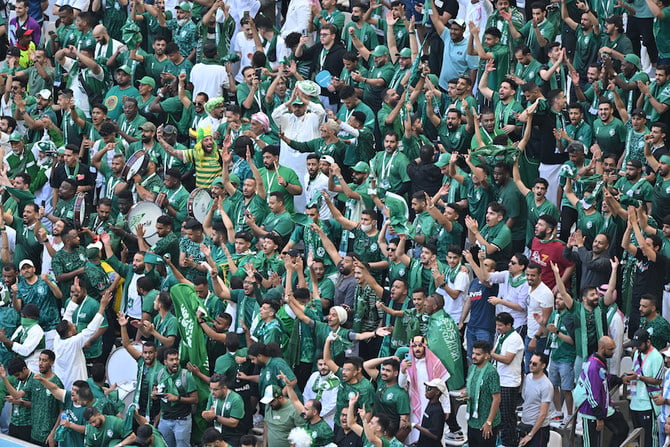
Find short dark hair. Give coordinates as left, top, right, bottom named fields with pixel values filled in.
left=495, top=312, right=514, bottom=326
left=472, top=340, right=492, bottom=354
left=526, top=263, right=542, bottom=274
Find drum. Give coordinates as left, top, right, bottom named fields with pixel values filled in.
left=188, top=188, right=213, bottom=223
left=122, top=150, right=148, bottom=182
left=127, top=201, right=163, bottom=245
left=73, top=194, right=87, bottom=230
left=106, top=343, right=142, bottom=414
left=106, top=343, right=142, bottom=386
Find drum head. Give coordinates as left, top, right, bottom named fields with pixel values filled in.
left=124, top=150, right=148, bottom=182
left=127, top=201, right=164, bottom=245
left=74, top=195, right=87, bottom=229
left=188, top=188, right=213, bottom=223
left=106, top=343, right=142, bottom=385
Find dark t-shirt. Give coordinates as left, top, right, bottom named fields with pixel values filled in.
left=334, top=427, right=364, bottom=447
left=467, top=279, right=497, bottom=331
left=633, top=249, right=667, bottom=298
left=418, top=401, right=445, bottom=447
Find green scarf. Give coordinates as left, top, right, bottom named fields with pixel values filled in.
left=577, top=303, right=605, bottom=358
left=311, top=372, right=340, bottom=400
left=466, top=362, right=495, bottom=419
left=445, top=262, right=462, bottom=283
left=509, top=273, right=526, bottom=288
left=493, top=328, right=514, bottom=355
left=20, top=317, right=38, bottom=330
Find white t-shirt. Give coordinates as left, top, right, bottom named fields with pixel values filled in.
left=526, top=282, right=554, bottom=337
left=233, top=32, right=259, bottom=83
left=440, top=271, right=470, bottom=323
left=494, top=329, right=524, bottom=387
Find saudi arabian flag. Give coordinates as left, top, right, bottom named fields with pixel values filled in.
left=170, top=283, right=211, bottom=441
left=426, top=309, right=465, bottom=390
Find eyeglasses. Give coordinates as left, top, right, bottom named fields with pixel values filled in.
left=509, top=260, right=518, bottom=265
left=194, top=102, right=204, bottom=106
left=281, top=252, right=288, bottom=255
left=529, top=361, right=540, bottom=366
left=387, top=247, right=395, bottom=251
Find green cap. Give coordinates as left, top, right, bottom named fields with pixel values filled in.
left=8, top=131, right=23, bottom=142
left=137, top=76, right=156, bottom=88
left=426, top=73, right=439, bottom=87
left=144, top=252, right=165, bottom=265
left=211, top=178, right=224, bottom=187
left=176, top=1, right=192, bottom=11
left=660, top=155, right=670, bottom=165
left=229, top=173, right=241, bottom=185
left=351, top=161, right=370, bottom=173
left=624, top=54, right=641, bottom=70
left=117, top=64, right=132, bottom=74
left=291, top=97, right=305, bottom=105
left=370, top=45, right=390, bottom=57
left=434, top=153, right=451, bottom=168
left=397, top=48, right=412, bottom=58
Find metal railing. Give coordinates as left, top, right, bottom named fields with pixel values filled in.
left=618, top=427, right=644, bottom=447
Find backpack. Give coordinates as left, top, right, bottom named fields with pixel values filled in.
left=155, top=367, right=196, bottom=414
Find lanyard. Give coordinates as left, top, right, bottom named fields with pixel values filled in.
left=380, top=151, right=397, bottom=180
left=106, top=175, right=122, bottom=198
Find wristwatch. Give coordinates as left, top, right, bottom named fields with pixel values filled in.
left=485, top=420, right=492, bottom=426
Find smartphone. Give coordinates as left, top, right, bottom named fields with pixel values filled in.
left=288, top=248, right=299, bottom=258
left=302, top=29, right=308, bottom=36
left=243, top=10, right=249, bottom=19
left=404, top=353, right=411, bottom=361
left=255, top=68, right=262, bottom=79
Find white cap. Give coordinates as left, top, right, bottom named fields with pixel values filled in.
left=19, top=259, right=34, bottom=269
left=36, top=89, right=52, bottom=100
left=424, top=378, right=447, bottom=394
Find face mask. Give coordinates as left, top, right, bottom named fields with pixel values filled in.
left=351, top=15, right=360, bottom=22
left=360, top=224, right=373, bottom=232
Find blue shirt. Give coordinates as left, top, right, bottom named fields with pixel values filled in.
left=439, top=29, right=478, bottom=91
left=467, top=278, right=497, bottom=331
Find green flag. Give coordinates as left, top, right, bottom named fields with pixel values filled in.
left=426, top=309, right=465, bottom=390
left=169, top=283, right=210, bottom=442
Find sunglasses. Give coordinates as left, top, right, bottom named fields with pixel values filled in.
left=529, top=361, right=540, bottom=366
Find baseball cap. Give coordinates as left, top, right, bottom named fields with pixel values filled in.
left=19, top=260, right=34, bottom=269
left=370, top=45, right=390, bottom=57
left=137, top=76, right=156, bottom=89
left=448, top=18, right=466, bottom=28
left=175, top=1, right=192, bottom=11
left=434, top=153, right=451, bottom=168
left=629, top=329, right=650, bottom=347
left=291, top=97, right=305, bottom=106
left=351, top=161, right=370, bottom=173
left=320, top=155, right=335, bottom=165
left=143, top=253, right=165, bottom=265
left=211, top=178, right=224, bottom=187
left=627, top=159, right=643, bottom=169
left=424, top=378, right=447, bottom=394
left=36, top=89, right=52, bottom=100
left=117, top=65, right=132, bottom=74
left=624, top=54, right=641, bottom=70
left=8, top=132, right=23, bottom=142
left=163, top=125, right=178, bottom=135
left=139, top=122, right=157, bottom=132
left=260, top=385, right=282, bottom=404
left=397, top=48, right=412, bottom=58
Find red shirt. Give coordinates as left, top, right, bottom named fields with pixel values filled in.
left=529, top=237, right=573, bottom=290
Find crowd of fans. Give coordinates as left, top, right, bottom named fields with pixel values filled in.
left=0, top=0, right=669, bottom=445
